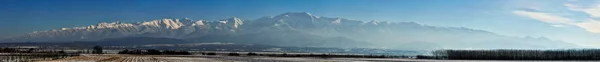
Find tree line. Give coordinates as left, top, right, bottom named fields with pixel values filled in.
left=428, top=49, right=600, bottom=60
left=0, top=45, right=104, bottom=54
left=118, top=49, right=191, bottom=55
left=199, top=52, right=406, bottom=58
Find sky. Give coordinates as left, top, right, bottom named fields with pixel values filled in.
left=1, top=0, right=600, bottom=47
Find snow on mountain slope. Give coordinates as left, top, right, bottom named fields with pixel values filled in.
left=2, top=12, right=579, bottom=49
left=6, top=18, right=228, bottom=42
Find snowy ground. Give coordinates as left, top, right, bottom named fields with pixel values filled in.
left=37, top=54, right=600, bottom=62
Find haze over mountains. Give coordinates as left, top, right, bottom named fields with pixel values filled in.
left=1, top=12, right=578, bottom=50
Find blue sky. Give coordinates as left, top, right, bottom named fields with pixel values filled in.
left=1, top=0, right=600, bottom=47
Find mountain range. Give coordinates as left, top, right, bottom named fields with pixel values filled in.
left=1, top=12, right=578, bottom=50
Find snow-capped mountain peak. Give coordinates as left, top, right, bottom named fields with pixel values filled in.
left=3, top=12, right=579, bottom=49
left=277, top=12, right=315, bottom=18
left=12, top=18, right=245, bottom=41
left=368, top=20, right=380, bottom=25
left=225, top=17, right=244, bottom=28
left=94, top=21, right=135, bottom=29
left=192, top=20, right=205, bottom=26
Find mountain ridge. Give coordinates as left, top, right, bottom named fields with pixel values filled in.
left=1, top=12, right=579, bottom=49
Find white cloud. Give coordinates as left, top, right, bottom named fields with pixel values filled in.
left=513, top=10, right=600, bottom=33
left=578, top=8, right=600, bottom=18
left=561, top=2, right=600, bottom=33
left=552, top=25, right=566, bottom=27
left=576, top=20, right=600, bottom=33
left=513, top=10, right=575, bottom=24
left=564, top=4, right=581, bottom=10
left=565, top=3, right=600, bottom=18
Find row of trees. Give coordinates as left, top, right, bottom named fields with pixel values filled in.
left=0, top=45, right=104, bottom=54
left=0, top=48, right=34, bottom=53
left=118, top=49, right=191, bottom=55
left=260, top=53, right=397, bottom=58
left=0, top=48, right=70, bottom=54
left=200, top=52, right=403, bottom=58
left=430, top=49, right=600, bottom=60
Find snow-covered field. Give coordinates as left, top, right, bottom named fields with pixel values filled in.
left=37, top=54, right=600, bottom=62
